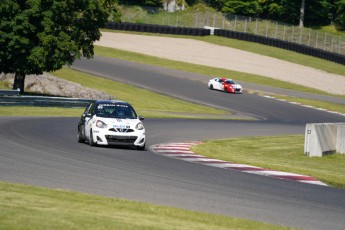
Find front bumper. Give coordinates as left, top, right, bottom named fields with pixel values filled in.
left=92, top=128, right=145, bottom=147
left=228, top=88, right=242, bottom=93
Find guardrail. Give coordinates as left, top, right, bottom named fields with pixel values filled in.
left=0, top=95, right=93, bottom=108
left=0, top=89, right=20, bottom=96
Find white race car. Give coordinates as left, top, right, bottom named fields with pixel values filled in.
left=77, top=100, right=146, bottom=150
left=208, top=77, right=243, bottom=94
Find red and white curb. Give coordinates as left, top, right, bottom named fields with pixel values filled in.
left=152, top=142, right=328, bottom=186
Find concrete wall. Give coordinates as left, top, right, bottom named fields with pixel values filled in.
left=336, top=125, right=345, bottom=154
left=305, top=123, right=345, bottom=157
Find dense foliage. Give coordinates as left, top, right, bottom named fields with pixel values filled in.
left=0, top=0, right=119, bottom=92
left=335, top=0, right=345, bottom=30
left=208, top=0, right=337, bottom=27
left=119, top=0, right=345, bottom=30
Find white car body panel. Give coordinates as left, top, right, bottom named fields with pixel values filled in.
left=208, top=77, right=243, bottom=93
left=78, top=100, right=146, bottom=148
left=85, top=116, right=145, bottom=146
left=208, top=78, right=223, bottom=90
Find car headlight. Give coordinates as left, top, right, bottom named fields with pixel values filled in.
left=135, top=122, right=144, bottom=130
left=96, top=120, right=107, bottom=128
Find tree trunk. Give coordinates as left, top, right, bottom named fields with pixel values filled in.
left=13, top=73, right=26, bottom=93
left=299, top=0, right=305, bottom=28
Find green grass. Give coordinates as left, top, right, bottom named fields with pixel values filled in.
left=195, top=36, right=345, bottom=77
left=100, top=29, right=345, bottom=79
left=119, top=4, right=345, bottom=55
left=95, top=45, right=334, bottom=96
left=50, top=67, right=230, bottom=119
left=0, top=67, right=232, bottom=118
left=1, top=23, right=344, bottom=230
left=0, top=106, right=84, bottom=117
left=0, top=181, right=292, bottom=230
left=0, top=81, right=9, bottom=89
left=192, top=135, right=345, bottom=188
left=273, top=95, right=345, bottom=114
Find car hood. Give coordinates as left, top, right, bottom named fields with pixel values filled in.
left=228, top=83, right=242, bottom=89
left=95, top=117, right=142, bottom=129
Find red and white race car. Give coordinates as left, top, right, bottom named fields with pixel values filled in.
left=208, top=77, right=243, bottom=94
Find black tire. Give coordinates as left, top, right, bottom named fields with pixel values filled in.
left=136, top=144, right=145, bottom=151
left=77, top=126, right=85, bottom=143
left=209, top=84, right=213, bottom=90
left=89, top=130, right=96, bottom=147
left=224, top=87, right=228, bottom=93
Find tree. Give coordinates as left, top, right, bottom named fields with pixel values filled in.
left=102, top=0, right=122, bottom=22
left=209, top=0, right=262, bottom=16
left=207, top=0, right=335, bottom=27
left=299, top=0, right=305, bottom=27
left=304, top=0, right=333, bottom=26
left=335, top=0, right=345, bottom=30
left=258, top=0, right=282, bottom=20
left=0, top=0, right=116, bottom=93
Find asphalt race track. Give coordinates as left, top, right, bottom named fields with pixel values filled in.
left=1, top=56, right=345, bottom=229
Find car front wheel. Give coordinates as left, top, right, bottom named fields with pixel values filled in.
left=89, top=130, right=96, bottom=147
left=136, top=144, right=146, bottom=151
left=77, top=126, right=85, bottom=143
left=209, top=84, right=213, bottom=90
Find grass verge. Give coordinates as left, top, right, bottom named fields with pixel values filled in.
left=101, top=29, right=345, bottom=79
left=0, top=106, right=84, bottom=117
left=0, top=81, right=9, bottom=89
left=51, top=67, right=231, bottom=119
left=192, top=135, right=345, bottom=189
left=273, top=95, right=345, bottom=115
left=94, top=44, right=338, bottom=97
left=0, top=181, right=292, bottom=230
left=0, top=68, right=232, bottom=118
left=195, top=36, right=345, bottom=77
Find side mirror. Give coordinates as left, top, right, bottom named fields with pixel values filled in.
left=139, top=115, right=144, bottom=121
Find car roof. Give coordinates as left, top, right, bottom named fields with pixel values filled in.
left=217, top=77, right=234, bottom=81
left=94, top=100, right=129, bottom=104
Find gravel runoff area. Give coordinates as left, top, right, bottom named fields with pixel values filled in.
left=96, top=32, right=345, bottom=96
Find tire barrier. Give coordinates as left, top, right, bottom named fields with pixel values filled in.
left=105, top=22, right=210, bottom=36
left=214, top=29, right=345, bottom=65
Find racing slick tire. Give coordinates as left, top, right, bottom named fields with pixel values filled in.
left=136, top=144, right=146, bottom=151
left=77, top=127, right=85, bottom=143
left=209, top=84, right=213, bottom=90
left=89, top=130, right=96, bottom=147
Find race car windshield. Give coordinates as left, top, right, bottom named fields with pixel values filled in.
left=95, top=103, right=137, bottom=119
left=225, top=80, right=235, bottom=84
